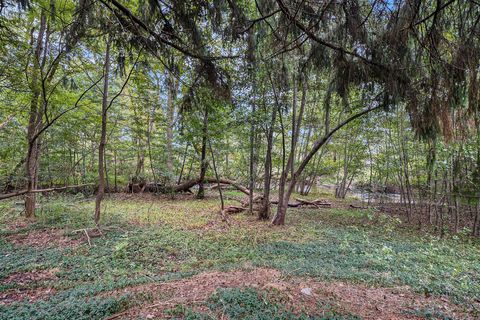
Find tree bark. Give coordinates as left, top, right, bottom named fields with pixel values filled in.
left=166, top=67, right=178, bottom=183
left=94, top=37, right=111, bottom=225
left=335, top=138, right=349, bottom=199
left=172, top=176, right=251, bottom=195
left=197, top=106, right=208, bottom=199
left=25, top=10, right=47, bottom=219
left=259, top=107, right=276, bottom=220
left=248, top=97, right=256, bottom=214
left=274, top=73, right=306, bottom=224
left=209, top=140, right=224, bottom=210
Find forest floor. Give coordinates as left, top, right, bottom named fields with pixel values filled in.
left=0, top=191, right=479, bottom=319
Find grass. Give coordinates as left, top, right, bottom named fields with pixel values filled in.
left=1, top=193, right=479, bottom=319
left=165, top=287, right=361, bottom=319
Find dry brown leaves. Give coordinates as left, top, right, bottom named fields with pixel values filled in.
left=0, top=287, right=57, bottom=305
left=2, top=268, right=59, bottom=286
left=103, top=268, right=472, bottom=320
left=0, top=268, right=59, bottom=305
left=5, top=229, right=82, bottom=248
left=3, top=218, right=32, bottom=231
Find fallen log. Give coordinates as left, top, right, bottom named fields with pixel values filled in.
left=240, top=194, right=264, bottom=207
left=219, top=205, right=247, bottom=226
left=141, top=177, right=253, bottom=196
left=209, top=183, right=232, bottom=190
left=0, top=183, right=95, bottom=201
left=221, top=205, right=246, bottom=215
left=295, top=198, right=332, bottom=207
left=270, top=200, right=302, bottom=207
left=174, top=177, right=252, bottom=195
left=349, top=204, right=367, bottom=209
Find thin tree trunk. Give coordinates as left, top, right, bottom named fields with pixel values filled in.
left=274, top=73, right=306, bottom=224
left=114, top=150, right=118, bottom=192
left=248, top=87, right=256, bottom=214
left=197, top=106, right=208, bottom=199
left=336, top=139, right=349, bottom=199
left=272, top=102, right=382, bottom=225
left=147, top=89, right=158, bottom=191
left=209, top=139, right=224, bottom=210
left=166, top=68, right=177, bottom=183
left=259, top=107, right=277, bottom=220
left=177, top=143, right=189, bottom=185
left=94, top=37, right=111, bottom=225
left=104, top=150, right=110, bottom=195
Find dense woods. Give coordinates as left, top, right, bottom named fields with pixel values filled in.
left=1, top=0, right=479, bottom=231
left=1, top=0, right=480, bottom=319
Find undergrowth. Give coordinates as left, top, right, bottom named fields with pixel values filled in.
left=0, top=194, right=479, bottom=319
left=165, top=287, right=360, bottom=319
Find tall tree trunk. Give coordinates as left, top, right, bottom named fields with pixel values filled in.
left=94, top=37, right=111, bottom=225
left=248, top=90, right=256, bottom=214
left=135, top=138, right=145, bottom=177
left=114, top=150, right=118, bottom=192
left=259, top=107, right=277, bottom=220
left=177, top=143, right=189, bottom=184
left=25, top=10, right=47, bottom=219
left=25, top=136, right=41, bottom=218
left=335, top=139, right=349, bottom=199
left=209, top=139, right=224, bottom=210
left=197, top=106, right=208, bottom=199
left=166, top=69, right=177, bottom=183
left=274, top=73, right=306, bottom=224
left=147, top=101, right=158, bottom=191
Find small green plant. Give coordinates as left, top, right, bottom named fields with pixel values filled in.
left=404, top=307, right=455, bottom=319
left=1, top=196, right=479, bottom=319
left=165, top=288, right=361, bottom=320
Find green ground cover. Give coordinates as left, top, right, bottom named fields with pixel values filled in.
left=0, top=194, right=479, bottom=319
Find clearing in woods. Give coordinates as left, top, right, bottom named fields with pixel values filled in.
left=0, top=192, right=479, bottom=319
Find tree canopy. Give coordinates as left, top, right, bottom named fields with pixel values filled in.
left=0, top=0, right=479, bottom=229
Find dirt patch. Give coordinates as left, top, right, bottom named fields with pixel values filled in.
left=0, top=287, right=56, bottom=305
left=292, top=280, right=471, bottom=320
left=2, top=268, right=59, bottom=286
left=102, top=268, right=280, bottom=319
left=102, top=268, right=473, bottom=320
left=0, top=269, right=59, bottom=305
left=3, top=218, right=32, bottom=231
left=5, top=229, right=81, bottom=248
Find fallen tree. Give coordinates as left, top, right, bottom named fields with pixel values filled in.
left=174, top=177, right=251, bottom=195
left=135, top=177, right=253, bottom=196
left=295, top=198, right=332, bottom=207
left=270, top=199, right=301, bottom=207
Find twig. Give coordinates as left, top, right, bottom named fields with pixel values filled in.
left=83, top=229, right=92, bottom=246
